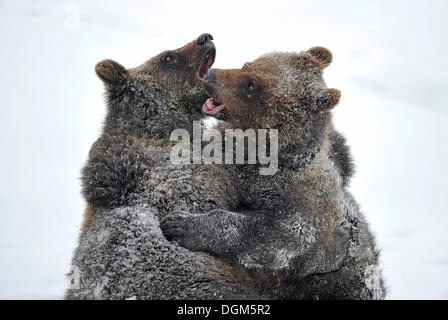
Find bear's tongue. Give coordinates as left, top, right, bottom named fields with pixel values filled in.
left=202, top=98, right=226, bottom=115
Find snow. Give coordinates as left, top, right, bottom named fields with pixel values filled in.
left=0, top=0, right=447, bottom=299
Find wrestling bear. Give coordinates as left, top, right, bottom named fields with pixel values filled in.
left=162, top=48, right=385, bottom=299
left=67, top=34, right=261, bottom=299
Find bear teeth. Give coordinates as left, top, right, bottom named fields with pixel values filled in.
left=206, top=99, right=215, bottom=110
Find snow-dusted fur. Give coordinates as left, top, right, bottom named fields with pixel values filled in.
left=65, top=35, right=261, bottom=299
left=68, top=205, right=260, bottom=299
left=161, top=49, right=386, bottom=299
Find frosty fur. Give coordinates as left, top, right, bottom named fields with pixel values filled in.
left=66, top=35, right=261, bottom=299
left=161, top=49, right=386, bottom=299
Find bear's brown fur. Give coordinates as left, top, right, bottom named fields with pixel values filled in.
left=162, top=48, right=385, bottom=299
left=67, top=34, right=262, bottom=299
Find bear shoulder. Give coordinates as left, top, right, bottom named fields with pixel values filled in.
left=81, top=131, right=150, bottom=209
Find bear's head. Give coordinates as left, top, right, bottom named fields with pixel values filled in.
left=96, top=33, right=215, bottom=137
left=202, top=47, right=340, bottom=154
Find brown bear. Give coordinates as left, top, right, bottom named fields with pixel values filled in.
left=161, top=48, right=385, bottom=299
left=66, top=34, right=262, bottom=299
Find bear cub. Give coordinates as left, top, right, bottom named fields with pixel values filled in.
left=80, top=33, right=241, bottom=232
left=69, top=34, right=262, bottom=299
left=162, top=48, right=385, bottom=299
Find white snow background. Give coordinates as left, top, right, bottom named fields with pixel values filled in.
left=0, top=0, right=447, bottom=299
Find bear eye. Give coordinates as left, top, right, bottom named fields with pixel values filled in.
left=162, top=53, right=175, bottom=63
left=248, top=80, right=256, bottom=91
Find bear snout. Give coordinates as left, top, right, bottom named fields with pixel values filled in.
left=197, top=33, right=214, bottom=45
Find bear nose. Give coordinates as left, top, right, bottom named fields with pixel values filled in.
left=205, top=69, right=216, bottom=83
left=197, top=33, right=213, bottom=45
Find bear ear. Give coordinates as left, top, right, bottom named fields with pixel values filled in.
left=315, top=88, right=341, bottom=111
left=95, top=59, right=129, bottom=92
left=307, top=47, right=333, bottom=69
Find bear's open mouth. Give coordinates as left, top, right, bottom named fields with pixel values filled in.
left=202, top=98, right=226, bottom=115
left=198, top=48, right=215, bottom=81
